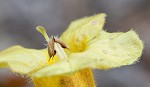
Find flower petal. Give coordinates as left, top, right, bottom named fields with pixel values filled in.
left=32, top=30, right=143, bottom=77
left=85, top=30, right=143, bottom=69
left=0, top=46, right=48, bottom=74
left=60, top=13, right=106, bottom=52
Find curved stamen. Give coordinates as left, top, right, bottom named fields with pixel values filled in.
left=36, top=26, right=68, bottom=60
left=36, top=26, right=50, bottom=42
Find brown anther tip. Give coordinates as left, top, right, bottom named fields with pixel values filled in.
left=54, top=37, right=68, bottom=49
left=48, top=37, right=55, bottom=59
left=47, top=36, right=69, bottom=61
left=48, top=50, right=56, bottom=61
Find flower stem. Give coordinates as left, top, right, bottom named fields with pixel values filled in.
left=32, top=68, right=96, bottom=87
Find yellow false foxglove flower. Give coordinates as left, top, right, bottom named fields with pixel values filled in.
left=0, top=13, right=143, bottom=87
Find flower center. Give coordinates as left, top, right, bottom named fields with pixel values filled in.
left=36, top=26, right=68, bottom=61
left=48, top=37, right=68, bottom=60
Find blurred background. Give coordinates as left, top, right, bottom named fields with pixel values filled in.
left=0, top=0, right=150, bottom=87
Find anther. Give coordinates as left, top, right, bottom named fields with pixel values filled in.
left=48, top=37, right=56, bottom=58
left=47, top=37, right=68, bottom=59
left=54, top=37, right=68, bottom=49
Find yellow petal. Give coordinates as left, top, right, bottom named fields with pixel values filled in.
left=0, top=46, right=48, bottom=74
left=86, top=30, right=143, bottom=69
left=32, top=30, right=143, bottom=77
left=60, top=13, right=106, bottom=52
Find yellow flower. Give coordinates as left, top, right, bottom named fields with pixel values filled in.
left=0, top=13, right=143, bottom=87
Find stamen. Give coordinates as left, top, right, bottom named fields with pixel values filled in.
left=48, top=37, right=55, bottom=58
left=54, top=42, right=68, bottom=59
left=54, top=37, right=68, bottom=49
left=47, top=37, right=68, bottom=59
left=36, top=26, right=68, bottom=60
